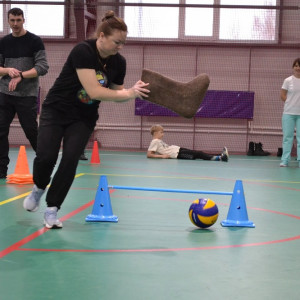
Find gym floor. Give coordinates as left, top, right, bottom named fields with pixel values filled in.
left=1, top=148, right=300, bottom=300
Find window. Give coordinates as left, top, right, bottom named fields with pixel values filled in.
left=185, top=0, right=214, bottom=37
left=125, top=0, right=179, bottom=39
left=219, top=0, right=277, bottom=41
left=1, top=0, right=65, bottom=37
left=124, top=0, right=278, bottom=42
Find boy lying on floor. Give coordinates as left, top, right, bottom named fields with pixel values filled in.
left=147, top=124, right=228, bottom=162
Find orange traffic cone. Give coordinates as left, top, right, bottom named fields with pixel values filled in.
left=6, top=146, right=34, bottom=184
left=90, top=141, right=100, bottom=164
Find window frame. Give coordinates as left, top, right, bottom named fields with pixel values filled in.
left=122, top=0, right=281, bottom=44
left=0, top=0, right=289, bottom=45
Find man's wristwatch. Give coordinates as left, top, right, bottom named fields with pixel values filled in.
left=20, top=72, right=24, bottom=79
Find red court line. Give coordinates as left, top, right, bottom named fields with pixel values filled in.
left=0, top=200, right=94, bottom=259
left=0, top=227, right=49, bottom=259
left=0, top=188, right=119, bottom=259
left=2, top=190, right=300, bottom=258
left=251, top=207, right=300, bottom=219
left=59, top=201, right=94, bottom=222
left=13, top=205, right=300, bottom=254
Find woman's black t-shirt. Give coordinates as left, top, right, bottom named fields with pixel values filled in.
left=43, top=39, right=126, bottom=122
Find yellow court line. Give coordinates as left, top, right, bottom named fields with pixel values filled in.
left=75, top=173, right=85, bottom=178
left=0, top=173, right=86, bottom=206
left=83, top=173, right=300, bottom=185
left=1, top=172, right=299, bottom=206
left=0, top=192, right=31, bottom=206
left=84, top=173, right=218, bottom=180
left=83, top=173, right=221, bottom=182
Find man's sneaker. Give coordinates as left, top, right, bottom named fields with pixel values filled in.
left=44, top=207, right=63, bottom=229
left=79, top=152, right=88, bottom=160
left=220, top=147, right=229, bottom=162
left=23, top=185, right=45, bottom=212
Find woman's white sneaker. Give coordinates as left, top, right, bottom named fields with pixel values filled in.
left=23, top=185, right=45, bottom=212
left=44, top=207, right=63, bottom=229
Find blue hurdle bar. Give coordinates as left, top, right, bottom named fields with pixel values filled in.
left=108, top=185, right=233, bottom=196
left=86, top=176, right=254, bottom=227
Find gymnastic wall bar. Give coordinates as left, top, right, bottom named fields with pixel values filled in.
left=108, top=185, right=233, bottom=196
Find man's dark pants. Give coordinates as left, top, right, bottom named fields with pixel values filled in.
left=0, top=92, right=38, bottom=175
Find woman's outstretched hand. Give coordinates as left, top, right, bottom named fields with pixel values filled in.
left=129, top=80, right=150, bottom=99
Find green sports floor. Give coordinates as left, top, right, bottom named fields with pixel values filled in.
left=1, top=148, right=300, bottom=300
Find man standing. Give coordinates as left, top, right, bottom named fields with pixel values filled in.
left=0, top=7, right=49, bottom=179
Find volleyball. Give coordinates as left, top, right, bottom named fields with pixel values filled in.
left=188, top=198, right=219, bottom=228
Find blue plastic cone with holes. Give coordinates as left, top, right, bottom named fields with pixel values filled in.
left=85, top=175, right=118, bottom=222
left=221, top=180, right=255, bottom=227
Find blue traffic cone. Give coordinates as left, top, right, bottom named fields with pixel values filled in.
left=85, top=175, right=118, bottom=222
left=221, top=180, right=255, bottom=228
